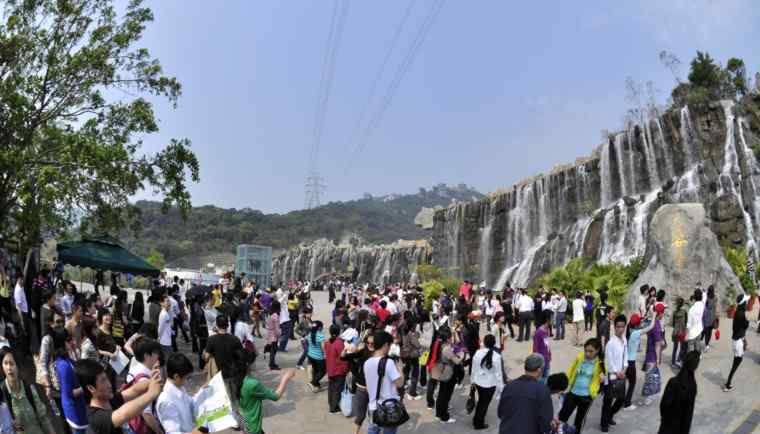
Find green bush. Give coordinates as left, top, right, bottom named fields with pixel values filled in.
left=537, top=256, right=644, bottom=314
left=722, top=246, right=757, bottom=295
left=421, top=280, right=445, bottom=311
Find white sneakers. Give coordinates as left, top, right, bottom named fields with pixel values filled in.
left=438, top=418, right=456, bottom=424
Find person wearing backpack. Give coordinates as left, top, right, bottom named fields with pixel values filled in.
left=324, top=324, right=350, bottom=414
left=0, top=348, right=55, bottom=434
left=399, top=319, right=422, bottom=400
left=363, top=331, right=404, bottom=434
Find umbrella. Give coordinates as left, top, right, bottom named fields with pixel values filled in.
left=57, top=236, right=160, bottom=277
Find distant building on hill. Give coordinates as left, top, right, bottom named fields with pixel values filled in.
left=236, top=244, right=272, bottom=289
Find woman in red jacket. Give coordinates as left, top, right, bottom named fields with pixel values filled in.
left=324, top=324, right=350, bottom=414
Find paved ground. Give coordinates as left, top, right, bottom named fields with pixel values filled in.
left=235, top=291, right=760, bottom=434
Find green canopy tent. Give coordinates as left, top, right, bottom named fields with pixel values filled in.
left=56, top=236, right=160, bottom=277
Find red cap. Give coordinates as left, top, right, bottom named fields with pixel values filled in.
left=629, top=314, right=641, bottom=327
left=655, top=303, right=666, bottom=314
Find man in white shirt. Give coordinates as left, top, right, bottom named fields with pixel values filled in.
left=157, top=353, right=204, bottom=434
left=363, top=330, right=404, bottom=434
left=517, top=291, right=534, bottom=342
left=13, top=274, right=30, bottom=345
left=686, top=289, right=705, bottom=353
left=158, top=294, right=174, bottom=354
left=277, top=294, right=291, bottom=352
left=601, top=314, right=628, bottom=432
left=555, top=291, right=568, bottom=341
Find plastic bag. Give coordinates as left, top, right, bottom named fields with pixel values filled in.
left=419, top=350, right=429, bottom=366
left=340, top=383, right=353, bottom=417
left=715, top=329, right=720, bottom=340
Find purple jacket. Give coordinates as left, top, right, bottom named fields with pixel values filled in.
left=532, top=327, right=551, bottom=363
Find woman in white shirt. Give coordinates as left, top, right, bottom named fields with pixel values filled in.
left=470, top=334, right=503, bottom=430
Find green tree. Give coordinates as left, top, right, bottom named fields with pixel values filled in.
left=726, top=57, right=748, bottom=96
left=0, top=0, right=200, bottom=250
left=688, top=51, right=722, bottom=89
left=145, top=249, right=166, bottom=270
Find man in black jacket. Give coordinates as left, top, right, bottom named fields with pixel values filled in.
left=498, top=353, right=555, bottom=434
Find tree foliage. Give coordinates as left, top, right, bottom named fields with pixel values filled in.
left=538, top=257, right=643, bottom=313
left=145, top=248, right=165, bottom=270
left=0, top=0, right=200, bottom=249
left=722, top=246, right=757, bottom=295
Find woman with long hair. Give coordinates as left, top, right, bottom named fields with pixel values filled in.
left=111, top=290, right=127, bottom=345
left=659, top=351, right=700, bottom=434
left=266, top=300, right=282, bottom=370
left=80, top=317, right=99, bottom=361
left=306, top=320, right=326, bottom=392
left=324, top=324, right=349, bottom=413
left=130, top=291, right=145, bottom=329
left=53, top=328, right=88, bottom=434
left=724, top=294, right=750, bottom=392
left=37, top=313, right=65, bottom=410
left=671, top=297, right=688, bottom=368
left=702, top=285, right=718, bottom=352
left=399, top=318, right=422, bottom=400
left=1, top=348, right=55, bottom=434
left=431, top=328, right=462, bottom=424
left=559, top=338, right=603, bottom=433
left=471, top=334, right=503, bottom=430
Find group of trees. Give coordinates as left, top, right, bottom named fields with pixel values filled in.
left=0, top=0, right=199, bottom=252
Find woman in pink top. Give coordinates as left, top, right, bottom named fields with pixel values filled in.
left=266, top=300, right=282, bottom=370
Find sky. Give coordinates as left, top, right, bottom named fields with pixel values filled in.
left=132, top=0, right=760, bottom=213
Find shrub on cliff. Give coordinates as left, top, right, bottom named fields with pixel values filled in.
left=722, top=246, right=757, bottom=295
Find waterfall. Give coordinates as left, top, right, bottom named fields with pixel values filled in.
left=600, top=141, right=612, bottom=207
left=597, top=190, right=658, bottom=264
left=479, top=201, right=495, bottom=285
left=673, top=167, right=701, bottom=202
left=680, top=106, right=697, bottom=166
left=738, top=118, right=760, bottom=255
left=614, top=134, right=630, bottom=197
left=642, top=121, right=661, bottom=189
left=655, top=118, right=675, bottom=180
left=717, top=100, right=757, bottom=253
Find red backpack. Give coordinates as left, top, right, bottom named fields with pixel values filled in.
left=121, top=373, right=158, bottom=434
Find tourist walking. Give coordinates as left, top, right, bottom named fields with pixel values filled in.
left=600, top=315, right=627, bottom=433
left=555, top=291, right=567, bottom=340
left=571, top=291, right=585, bottom=346
left=470, top=334, right=503, bottom=430
left=399, top=319, right=422, bottom=400
left=295, top=307, right=313, bottom=370
left=341, top=333, right=374, bottom=434
left=658, top=350, right=700, bottom=434
left=702, top=286, right=718, bottom=352
left=53, top=328, right=88, bottom=434
left=532, top=310, right=552, bottom=383
left=641, top=304, right=666, bottom=406
left=498, top=353, right=554, bottom=434
left=325, top=324, right=350, bottom=414
left=517, top=290, right=534, bottom=342
left=583, top=291, right=594, bottom=332
left=595, top=292, right=612, bottom=349
left=239, top=368, right=296, bottom=434
left=724, top=294, right=750, bottom=392
left=430, top=328, right=462, bottom=424
left=558, top=338, right=602, bottom=433
left=265, top=300, right=282, bottom=370
left=364, top=331, right=404, bottom=434
left=686, top=289, right=705, bottom=353
left=307, top=321, right=326, bottom=392
left=671, top=297, right=688, bottom=368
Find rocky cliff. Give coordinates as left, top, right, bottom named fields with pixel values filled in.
left=272, top=238, right=431, bottom=285
left=432, top=100, right=760, bottom=288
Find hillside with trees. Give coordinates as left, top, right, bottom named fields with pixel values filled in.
left=128, top=184, right=483, bottom=268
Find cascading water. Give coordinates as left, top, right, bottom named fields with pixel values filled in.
left=655, top=118, right=675, bottom=180
left=600, top=141, right=613, bottom=207
left=614, top=134, right=630, bottom=196
left=717, top=100, right=757, bottom=253
left=680, top=106, right=697, bottom=166
left=642, top=121, right=661, bottom=189
left=479, top=201, right=495, bottom=285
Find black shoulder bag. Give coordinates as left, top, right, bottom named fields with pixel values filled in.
left=372, top=357, right=410, bottom=428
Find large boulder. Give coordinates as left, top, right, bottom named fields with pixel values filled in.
left=414, top=206, right=442, bottom=230
left=628, top=203, right=741, bottom=312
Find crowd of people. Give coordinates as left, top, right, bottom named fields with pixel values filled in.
left=0, top=265, right=754, bottom=434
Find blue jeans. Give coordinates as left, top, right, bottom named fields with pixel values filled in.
left=539, top=361, right=550, bottom=384
left=367, top=422, right=398, bottom=434
left=555, top=312, right=566, bottom=339
left=278, top=320, right=292, bottom=351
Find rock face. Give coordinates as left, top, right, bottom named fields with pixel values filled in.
left=432, top=101, right=760, bottom=288
left=415, top=206, right=443, bottom=229
left=272, top=238, right=431, bottom=285
left=628, top=204, right=741, bottom=311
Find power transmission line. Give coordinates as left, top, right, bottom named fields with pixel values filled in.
left=306, top=0, right=350, bottom=209
left=342, top=0, right=418, bottom=172
left=344, top=0, right=446, bottom=172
